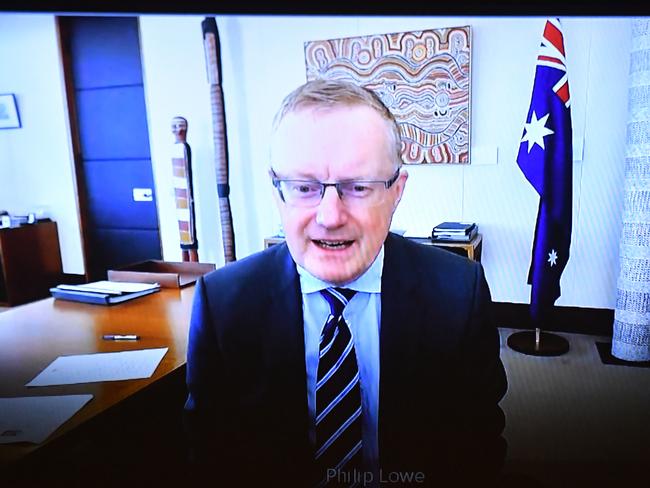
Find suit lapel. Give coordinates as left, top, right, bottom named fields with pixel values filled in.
left=379, top=234, right=424, bottom=457
left=380, top=233, right=422, bottom=384
left=265, top=243, right=305, bottom=359
left=264, top=244, right=311, bottom=459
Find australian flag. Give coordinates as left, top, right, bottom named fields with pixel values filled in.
left=517, top=18, right=573, bottom=325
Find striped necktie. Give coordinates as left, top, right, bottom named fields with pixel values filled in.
left=315, top=287, right=362, bottom=486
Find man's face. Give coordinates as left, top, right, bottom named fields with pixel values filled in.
left=271, top=105, right=407, bottom=285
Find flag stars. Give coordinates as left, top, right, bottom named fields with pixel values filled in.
left=521, top=111, right=555, bottom=153
left=548, top=249, right=558, bottom=266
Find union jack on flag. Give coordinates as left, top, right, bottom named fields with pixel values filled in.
left=517, top=18, right=573, bottom=325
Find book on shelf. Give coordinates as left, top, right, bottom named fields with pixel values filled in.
left=433, top=221, right=477, bottom=233
left=50, top=280, right=160, bottom=305
left=432, top=222, right=478, bottom=242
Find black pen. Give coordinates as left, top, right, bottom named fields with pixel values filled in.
left=102, top=334, right=140, bottom=341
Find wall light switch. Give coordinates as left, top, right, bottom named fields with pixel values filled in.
left=133, top=188, right=153, bottom=202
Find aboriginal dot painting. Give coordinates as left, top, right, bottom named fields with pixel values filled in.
left=305, top=26, right=471, bottom=164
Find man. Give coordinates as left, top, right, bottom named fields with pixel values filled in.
left=184, top=79, right=507, bottom=487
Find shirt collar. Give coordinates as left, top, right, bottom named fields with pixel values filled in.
left=297, top=245, right=384, bottom=294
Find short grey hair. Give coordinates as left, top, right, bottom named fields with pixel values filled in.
left=271, top=79, right=403, bottom=168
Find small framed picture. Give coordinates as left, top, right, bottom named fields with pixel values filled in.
left=0, top=94, right=21, bottom=129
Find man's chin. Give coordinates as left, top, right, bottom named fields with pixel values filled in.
left=305, top=261, right=361, bottom=286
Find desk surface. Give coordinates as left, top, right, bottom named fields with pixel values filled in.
left=0, top=286, right=195, bottom=468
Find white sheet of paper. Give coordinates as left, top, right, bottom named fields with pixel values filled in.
left=25, top=348, right=168, bottom=387
left=56, top=280, right=159, bottom=294
left=0, top=394, right=93, bottom=444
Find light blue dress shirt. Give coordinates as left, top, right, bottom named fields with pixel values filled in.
left=297, top=247, right=383, bottom=480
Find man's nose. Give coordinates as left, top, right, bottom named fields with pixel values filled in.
left=315, top=186, right=348, bottom=228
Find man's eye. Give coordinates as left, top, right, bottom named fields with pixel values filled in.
left=345, top=183, right=373, bottom=196
left=287, top=183, right=320, bottom=195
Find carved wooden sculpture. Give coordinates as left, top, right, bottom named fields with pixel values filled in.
left=171, top=116, right=199, bottom=262
left=202, top=17, right=236, bottom=263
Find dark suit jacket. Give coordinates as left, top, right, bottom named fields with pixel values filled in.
left=184, top=233, right=507, bottom=487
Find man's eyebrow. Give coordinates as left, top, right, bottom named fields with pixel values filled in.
left=273, top=170, right=378, bottom=181
left=273, top=170, right=320, bottom=180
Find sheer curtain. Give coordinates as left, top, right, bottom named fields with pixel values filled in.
left=613, top=19, right=650, bottom=361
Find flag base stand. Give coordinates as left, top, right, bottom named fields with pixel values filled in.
left=507, top=330, right=569, bottom=357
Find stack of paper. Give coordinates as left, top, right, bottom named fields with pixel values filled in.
left=50, top=280, right=160, bottom=305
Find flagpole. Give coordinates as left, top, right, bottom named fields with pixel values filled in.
left=508, top=18, right=572, bottom=357
left=508, top=329, right=570, bottom=356
left=507, top=317, right=569, bottom=357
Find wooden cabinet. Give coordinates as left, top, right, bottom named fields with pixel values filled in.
left=0, top=221, right=63, bottom=306
left=408, top=234, right=483, bottom=261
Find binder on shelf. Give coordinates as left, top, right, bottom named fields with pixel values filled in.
left=50, top=280, right=160, bottom=305
left=433, top=221, right=476, bottom=233
left=432, top=222, right=478, bottom=242
left=431, top=231, right=477, bottom=242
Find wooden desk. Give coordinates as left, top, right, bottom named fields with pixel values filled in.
left=0, top=287, right=195, bottom=479
left=264, top=233, right=483, bottom=262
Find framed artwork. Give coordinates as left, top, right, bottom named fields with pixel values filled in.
left=0, top=94, right=21, bottom=129
left=305, top=26, right=472, bottom=164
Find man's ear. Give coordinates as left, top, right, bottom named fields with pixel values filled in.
left=393, top=170, right=408, bottom=209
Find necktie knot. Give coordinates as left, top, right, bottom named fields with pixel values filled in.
left=320, top=287, right=356, bottom=319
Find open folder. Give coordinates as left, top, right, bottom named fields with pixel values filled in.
left=50, top=280, right=160, bottom=305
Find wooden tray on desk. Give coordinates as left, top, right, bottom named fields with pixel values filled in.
left=107, top=260, right=215, bottom=288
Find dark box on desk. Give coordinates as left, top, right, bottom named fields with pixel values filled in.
left=107, top=260, right=215, bottom=289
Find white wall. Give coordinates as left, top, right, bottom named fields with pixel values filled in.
left=0, top=14, right=84, bottom=274
left=139, top=15, right=629, bottom=308
left=139, top=16, right=223, bottom=266
left=0, top=14, right=633, bottom=310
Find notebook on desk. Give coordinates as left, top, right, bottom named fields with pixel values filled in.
left=50, top=280, right=160, bottom=305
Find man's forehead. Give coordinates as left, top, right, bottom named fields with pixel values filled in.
left=273, top=107, right=390, bottom=153
left=270, top=105, right=398, bottom=188
left=282, top=103, right=375, bottom=123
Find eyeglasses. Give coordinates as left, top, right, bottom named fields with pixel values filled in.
left=271, top=168, right=401, bottom=208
